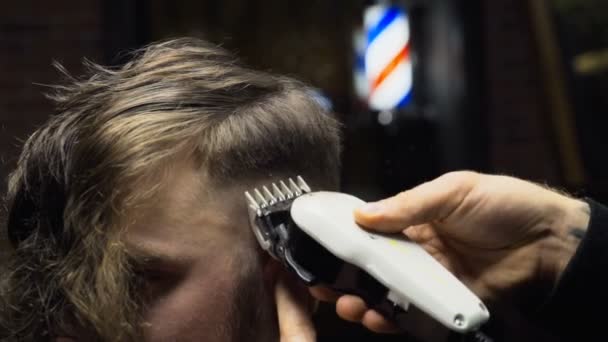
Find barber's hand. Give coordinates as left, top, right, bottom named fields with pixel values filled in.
left=314, top=171, right=590, bottom=333
left=274, top=266, right=316, bottom=342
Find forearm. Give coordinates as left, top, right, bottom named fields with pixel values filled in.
left=540, top=196, right=591, bottom=290
left=536, top=198, right=608, bottom=340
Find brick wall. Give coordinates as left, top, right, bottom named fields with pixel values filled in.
left=0, top=1, right=103, bottom=249
left=483, top=0, right=560, bottom=183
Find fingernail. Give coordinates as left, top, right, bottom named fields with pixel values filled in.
left=360, top=202, right=382, bottom=214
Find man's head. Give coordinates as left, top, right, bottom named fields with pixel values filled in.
left=1, top=38, right=341, bottom=341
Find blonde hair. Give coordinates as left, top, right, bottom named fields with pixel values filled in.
left=1, top=38, right=341, bottom=341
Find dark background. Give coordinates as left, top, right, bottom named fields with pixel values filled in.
left=1, top=0, right=607, bottom=340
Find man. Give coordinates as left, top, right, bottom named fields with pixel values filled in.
left=5, top=37, right=600, bottom=342
left=1, top=38, right=340, bottom=341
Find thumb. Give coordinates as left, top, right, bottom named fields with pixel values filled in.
left=354, top=171, right=479, bottom=233
left=275, top=271, right=316, bottom=342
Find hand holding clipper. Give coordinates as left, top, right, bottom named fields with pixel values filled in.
left=245, top=176, right=490, bottom=335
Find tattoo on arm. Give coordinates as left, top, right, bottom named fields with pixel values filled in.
left=569, top=228, right=586, bottom=240
left=568, top=205, right=590, bottom=240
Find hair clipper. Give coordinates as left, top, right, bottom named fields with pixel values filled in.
left=245, top=176, right=490, bottom=335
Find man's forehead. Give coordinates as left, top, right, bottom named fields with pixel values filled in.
left=144, top=162, right=249, bottom=217
left=146, top=160, right=291, bottom=218
left=123, top=162, right=258, bottom=259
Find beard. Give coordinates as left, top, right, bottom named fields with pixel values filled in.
left=216, top=252, right=279, bottom=342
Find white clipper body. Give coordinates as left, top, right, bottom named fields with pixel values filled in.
left=290, top=191, right=489, bottom=332
left=245, top=178, right=489, bottom=334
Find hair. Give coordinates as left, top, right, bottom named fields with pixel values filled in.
left=0, top=38, right=341, bottom=341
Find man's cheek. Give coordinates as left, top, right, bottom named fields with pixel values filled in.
left=142, top=261, right=242, bottom=341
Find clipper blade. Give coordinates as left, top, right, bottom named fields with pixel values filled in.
left=245, top=175, right=316, bottom=283
left=245, top=176, right=312, bottom=258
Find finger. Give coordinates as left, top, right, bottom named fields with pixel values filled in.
left=354, top=171, right=479, bottom=232
left=361, top=310, right=400, bottom=334
left=275, top=273, right=316, bottom=342
left=335, top=295, right=367, bottom=322
left=309, top=285, right=340, bottom=302
left=403, top=224, right=435, bottom=242
left=335, top=295, right=399, bottom=334
left=405, top=224, right=463, bottom=275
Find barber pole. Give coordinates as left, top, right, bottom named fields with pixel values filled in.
left=364, top=5, right=413, bottom=111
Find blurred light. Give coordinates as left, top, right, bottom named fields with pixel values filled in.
left=364, top=4, right=413, bottom=111
left=307, top=88, right=333, bottom=112
left=352, top=28, right=369, bottom=101
left=573, top=48, right=608, bottom=75
left=377, top=110, right=394, bottom=125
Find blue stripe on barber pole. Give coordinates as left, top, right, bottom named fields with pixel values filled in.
left=355, top=55, right=365, bottom=71
left=396, top=90, right=412, bottom=109
left=366, top=7, right=400, bottom=46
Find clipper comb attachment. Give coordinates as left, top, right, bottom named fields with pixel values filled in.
left=245, top=176, right=311, bottom=211
left=245, top=176, right=316, bottom=283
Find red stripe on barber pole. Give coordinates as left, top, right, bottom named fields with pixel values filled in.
left=371, top=44, right=410, bottom=94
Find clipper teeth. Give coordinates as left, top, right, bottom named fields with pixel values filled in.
left=272, top=183, right=286, bottom=201
left=289, top=179, right=302, bottom=196
left=254, top=188, right=268, bottom=207
left=296, top=175, right=311, bottom=193
left=245, top=176, right=312, bottom=211
left=245, top=191, right=259, bottom=210
left=279, top=181, right=293, bottom=199
left=262, top=186, right=276, bottom=205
